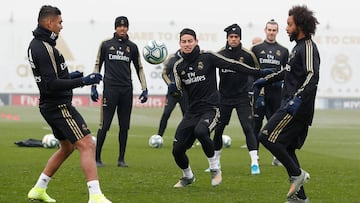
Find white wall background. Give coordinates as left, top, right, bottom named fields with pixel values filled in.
left=1, top=0, right=359, bottom=98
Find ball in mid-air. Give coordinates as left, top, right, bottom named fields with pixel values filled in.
left=143, top=40, right=168, bottom=64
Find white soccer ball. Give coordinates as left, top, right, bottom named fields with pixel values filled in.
left=143, top=40, right=168, bottom=64
left=148, top=134, right=163, bottom=148
left=222, top=134, right=232, bottom=148
left=42, top=134, right=59, bottom=148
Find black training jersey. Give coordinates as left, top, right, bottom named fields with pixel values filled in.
left=28, top=25, right=84, bottom=106
left=251, top=40, right=289, bottom=71
left=94, top=33, right=147, bottom=90
left=264, top=38, right=320, bottom=124
left=173, top=46, right=262, bottom=113
left=162, top=50, right=182, bottom=85
left=218, top=43, right=260, bottom=99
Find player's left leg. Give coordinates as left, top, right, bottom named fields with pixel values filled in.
left=236, top=100, right=259, bottom=175
left=259, top=109, right=310, bottom=198
left=96, top=87, right=119, bottom=166
left=204, top=104, right=231, bottom=172
left=265, top=86, right=284, bottom=166
left=172, top=118, right=196, bottom=187
left=194, top=108, right=222, bottom=186
left=116, top=88, right=133, bottom=167
left=286, top=147, right=309, bottom=202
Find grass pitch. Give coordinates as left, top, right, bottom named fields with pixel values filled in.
left=0, top=106, right=359, bottom=203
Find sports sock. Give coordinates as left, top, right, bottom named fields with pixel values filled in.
left=208, top=155, right=219, bottom=170
left=182, top=166, right=194, bottom=178
left=87, top=180, right=102, bottom=195
left=35, top=173, right=51, bottom=189
left=249, top=150, right=259, bottom=165
left=215, top=150, right=222, bottom=162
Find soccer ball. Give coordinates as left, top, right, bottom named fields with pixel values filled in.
left=142, top=40, right=168, bottom=64
left=222, top=135, right=232, bottom=148
left=148, top=134, right=163, bottom=148
left=42, top=134, right=59, bottom=148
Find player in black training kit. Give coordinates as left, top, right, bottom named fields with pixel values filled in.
left=156, top=49, right=188, bottom=138
left=171, top=28, right=270, bottom=188
left=27, top=5, right=111, bottom=203
left=254, top=5, right=319, bottom=203
left=91, top=16, right=148, bottom=167
left=208, top=24, right=261, bottom=175
left=251, top=19, right=289, bottom=166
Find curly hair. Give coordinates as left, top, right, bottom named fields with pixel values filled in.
left=288, top=5, right=319, bottom=37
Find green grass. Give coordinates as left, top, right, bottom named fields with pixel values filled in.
left=0, top=106, right=359, bottom=203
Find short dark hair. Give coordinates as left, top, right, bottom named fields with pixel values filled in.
left=180, top=28, right=196, bottom=40
left=37, top=5, right=61, bottom=24
left=266, top=19, right=278, bottom=29
left=288, top=5, right=319, bottom=37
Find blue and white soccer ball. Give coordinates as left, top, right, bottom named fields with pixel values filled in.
left=42, top=134, right=59, bottom=148
left=222, top=134, right=232, bottom=148
left=142, top=40, right=168, bottom=64
left=148, top=134, right=163, bottom=148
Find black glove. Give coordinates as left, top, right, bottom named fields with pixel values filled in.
left=168, top=82, right=182, bottom=98
left=284, top=96, right=302, bottom=116
left=139, top=89, right=148, bottom=103
left=90, top=85, right=99, bottom=102
left=69, top=70, right=83, bottom=79
left=255, top=95, right=265, bottom=109
left=82, top=73, right=102, bottom=85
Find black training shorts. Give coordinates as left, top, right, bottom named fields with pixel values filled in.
left=40, top=103, right=91, bottom=143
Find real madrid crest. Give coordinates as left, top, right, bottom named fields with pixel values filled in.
left=126, top=46, right=130, bottom=53
left=198, top=61, right=204, bottom=70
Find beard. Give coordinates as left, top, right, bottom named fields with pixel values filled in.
left=289, top=31, right=298, bottom=42
left=289, top=28, right=300, bottom=42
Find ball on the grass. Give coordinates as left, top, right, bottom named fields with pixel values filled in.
left=42, top=134, right=59, bottom=148
left=148, top=134, right=163, bottom=148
